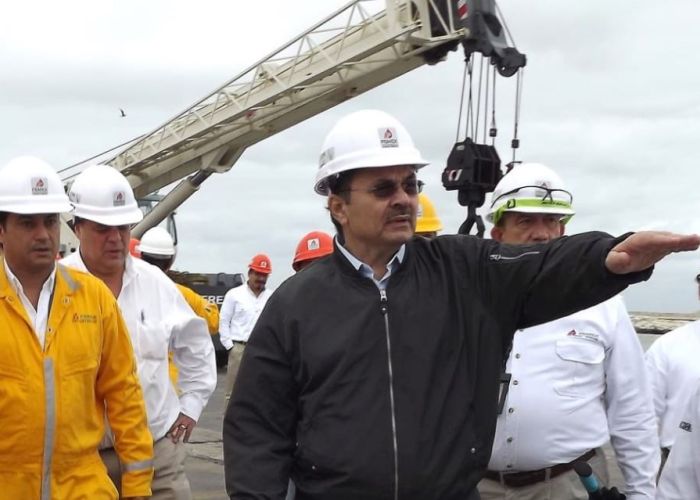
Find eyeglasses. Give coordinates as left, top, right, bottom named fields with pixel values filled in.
left=493, top=185, right=573, bottom=207
left=341, top=179, right=424, bottom=199
left=92, top=222, right=133, bottom=233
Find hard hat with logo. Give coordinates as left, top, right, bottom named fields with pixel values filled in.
left=416, top=193, right=443, bottom=234
left=249, top=254, right=272, bottom=274
left=138, top=227, right=175, bottom=257
left=314, top=109, right=429, bottom=195
left=292, top=231, right=333, bottom=271
left=68, top=164, right=143, bottom=226
left=486, top=163, right=575, bottom=226
left=129, top=238, right=142, bottom=258
left=0, top=156, right=72, bottom=214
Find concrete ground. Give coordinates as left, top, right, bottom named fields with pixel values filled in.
left=186, top=368, right=228, bottom=500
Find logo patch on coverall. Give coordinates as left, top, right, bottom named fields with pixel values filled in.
left=72, top=313, right=97, bottom=324
left=680, top=421, right=692, bottom=432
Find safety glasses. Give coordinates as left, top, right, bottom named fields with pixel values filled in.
left=342, top=179, right=424, bottom=199
left=493, top=185, right=573, bottom=206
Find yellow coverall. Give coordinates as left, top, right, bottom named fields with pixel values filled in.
left=168, top=283, right=220, bottom=386
left=0, top=263, right=153, bottom=500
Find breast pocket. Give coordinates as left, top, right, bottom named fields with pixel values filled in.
left=138, top=318, right=169, bottom=361
left=553, top=339, right=605, bottom=398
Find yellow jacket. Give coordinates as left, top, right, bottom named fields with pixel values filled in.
left=169, top=283, right=220, bottom=386
left=0, top=262, right=153, bottom=499
left=176, top=283, right=220, bottom=334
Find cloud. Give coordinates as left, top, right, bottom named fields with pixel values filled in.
left=1, top=0, right=698, bottom=312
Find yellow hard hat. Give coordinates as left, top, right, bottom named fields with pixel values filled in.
left=416, top=193, right=442, bottom=233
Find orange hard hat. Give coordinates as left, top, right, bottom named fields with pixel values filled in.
left=292, top=231, right=333, bottom=271
left=249, top=253, right=272, bottom=274
left=129, top=238, right=142, bottom=258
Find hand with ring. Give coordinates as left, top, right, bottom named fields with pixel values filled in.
left=167, top=412, right=197, bottom=443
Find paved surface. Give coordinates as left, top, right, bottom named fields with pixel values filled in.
left=186, top=368, right=228, bottom=500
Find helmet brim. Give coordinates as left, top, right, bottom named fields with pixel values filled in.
left=73, top=207, right=144, bottom=226
left=0, top=201, right=73, bottom=214
left=314, top=159, right=430, bottom=195
left=486, top=205, right=575, bottom=224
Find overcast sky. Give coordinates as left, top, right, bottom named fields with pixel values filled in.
left=1, top=0, right=699, bottom=313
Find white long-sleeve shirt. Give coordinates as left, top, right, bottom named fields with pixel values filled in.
left=657, top=383, right=700, bottom=500
left=488, top=296, right=659, bottom=500
left=645, top=320, right=700, bottom=448
left=218, top=283, right=271, bottom=349
left=62, top=252, right=217, bottom=440
left=3, top=259, right=55, bottom=348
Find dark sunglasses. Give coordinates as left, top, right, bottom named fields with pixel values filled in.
left=342, top=179, right=424, bottom=199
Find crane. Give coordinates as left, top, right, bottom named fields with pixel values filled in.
left=59, top=0, right=525, bottom=245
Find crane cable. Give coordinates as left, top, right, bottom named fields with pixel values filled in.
left=495, top=0, right=525, bottom=166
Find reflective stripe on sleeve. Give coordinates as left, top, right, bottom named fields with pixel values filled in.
left=122, top=459, right=155, bottom=472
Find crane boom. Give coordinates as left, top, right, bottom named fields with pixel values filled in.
left=61, top=0, right=524, bottom=239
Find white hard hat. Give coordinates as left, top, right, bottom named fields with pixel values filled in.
left=314, top=109, right=429, bottom=195
left=69, top=165, right=143, bottom=226
left=138, top=227, right=175, bottom=256
left=486, top=163, right=575, bottom=225
left=0, top=156, right=72, bottom=214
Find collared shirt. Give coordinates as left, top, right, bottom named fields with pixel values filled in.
left=61, top=251, right=217, bottom=441
left=657, top=383, right=700, bottom=500
left=488, top=296, right=659, bottom=500
left=335, top=240, right=405, bottom=290
left=219, top=283, right=272, bottom=349
left=3, top=259, right=55, bottom=348
left=645, top=319, right=700, bottom=448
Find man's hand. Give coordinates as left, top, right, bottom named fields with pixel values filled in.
left=167, top=412, right=197, bottom=443
left=605, top=231, right=700, bottom=275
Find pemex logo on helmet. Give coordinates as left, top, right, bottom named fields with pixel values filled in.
left=307, top=238, right=320, bottom=251
left=113, top=191, right=126, bottom=207
left=378, top=127, right=398, bottom=148
left=31, top=177, right=48, bottom=195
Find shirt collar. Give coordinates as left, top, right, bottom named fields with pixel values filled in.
left=335, top=238, right=405, bottom=281
left=3, top=258, right=56, bottom=297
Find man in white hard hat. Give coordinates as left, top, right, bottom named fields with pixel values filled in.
left=656, top=382, right=700, bottom=499
left=223, top=109, right=698, bottom=500
left=62, top=164, right=216, bottom=500
left=0, top=157, right=153, bottom=499
left=478, top=163, right=659, bottom=500
left=139, top=226, right=220, bottom=388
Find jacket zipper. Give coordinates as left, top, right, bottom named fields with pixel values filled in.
left=379, top=289, right=399, bottom=500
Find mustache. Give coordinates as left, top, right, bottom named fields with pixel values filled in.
left=387, top=208, right=412, bottom=220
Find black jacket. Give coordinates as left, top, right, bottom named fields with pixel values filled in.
left=224, top=233, right=650, bottom=500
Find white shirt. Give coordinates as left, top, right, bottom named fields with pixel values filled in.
left=657, top=383, right=700, bottom=500
left=4, top=259, right=55, bottom=349
left=488, top=296, right=659, bottom=500
left=645, top=319, right=700, bottom=448
left=219, top=283, right=272, bottom=349
left=61, top=252, right=217, bottom=440
left=336, top=240, right=405, bottom=290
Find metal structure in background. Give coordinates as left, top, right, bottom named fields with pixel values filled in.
left=61, top=0, right=475, bottom=237
left=441, top=0, right=526, bottom=237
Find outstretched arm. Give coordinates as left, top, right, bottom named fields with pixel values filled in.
left=605, top=231, right=699, bottom=274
